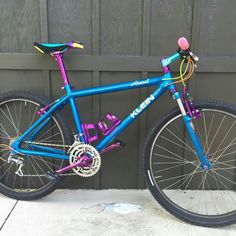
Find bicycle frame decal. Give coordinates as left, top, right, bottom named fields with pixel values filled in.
left=131, top=78, right=150, bottom=87
left=130, top=94, right=155, bottom=118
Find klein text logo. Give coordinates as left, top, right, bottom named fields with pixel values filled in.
left=130, top=95, right=155, bottom=118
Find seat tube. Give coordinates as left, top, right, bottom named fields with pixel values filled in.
left=54, top=52, right=85, bottom=143
left=69, top=97, right=85, bottom=143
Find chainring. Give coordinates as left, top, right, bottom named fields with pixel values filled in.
left=68, top=143, right=101, bottom=177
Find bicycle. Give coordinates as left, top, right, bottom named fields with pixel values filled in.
left=0, top=37, right=236, bottom=227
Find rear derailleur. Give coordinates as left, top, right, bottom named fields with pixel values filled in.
left=8, top=154, right=24, bottom=177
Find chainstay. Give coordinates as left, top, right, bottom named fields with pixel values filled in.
left=23, top=141, right=77, bottom=176
left=22, top=141, right=95, bottom=177
left=24, top=141, right=71, bottom=148
left=21, top=173, right=79, bottom=177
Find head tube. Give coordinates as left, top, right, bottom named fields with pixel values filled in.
left=161, top=52, right=180, bottom=67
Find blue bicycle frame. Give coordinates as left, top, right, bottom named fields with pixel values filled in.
left=11, top=51, right=211, bottom=170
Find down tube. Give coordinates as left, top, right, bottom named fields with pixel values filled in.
left=96, top=84, right=169, bottom=152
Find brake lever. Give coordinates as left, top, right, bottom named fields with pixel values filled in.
left=189, top=51, right=199, bottom=63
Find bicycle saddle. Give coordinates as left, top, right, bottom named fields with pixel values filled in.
left=34, top=41, right=84, bottom=54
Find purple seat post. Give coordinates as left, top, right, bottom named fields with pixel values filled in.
left=53, top=52, right=70, bottom=86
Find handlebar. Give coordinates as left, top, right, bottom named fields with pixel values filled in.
left=161, top=37, right=199, bottom=68
left=177, top=37, right=199, bottom=63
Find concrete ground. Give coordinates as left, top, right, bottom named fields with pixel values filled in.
left=0, top=189, right=236, bottom=236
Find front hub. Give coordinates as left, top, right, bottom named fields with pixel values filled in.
left=200, top=157, right=212, bottom=170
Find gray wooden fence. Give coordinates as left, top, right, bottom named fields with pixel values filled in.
left=0, top=0, right=236, bottom=188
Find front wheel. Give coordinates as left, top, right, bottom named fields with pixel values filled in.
left=144, top=100, right=236, bottom=227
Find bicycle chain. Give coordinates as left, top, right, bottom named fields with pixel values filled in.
left=24, top=141, right=71, bottom=148
left=22, top=141, right=80, bottom=177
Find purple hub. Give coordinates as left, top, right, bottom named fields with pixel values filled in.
left=78, top=155, right=93, bottom=167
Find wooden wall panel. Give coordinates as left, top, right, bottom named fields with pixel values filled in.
left=0, top=70, right=47, bottom=94
left=100, top=0, right=143, bottom=55
left=150, top=0, right=193, bottom=56
left=0, top=0, right=41, bottom=53
left=190, top=73, right=236, bottom=104
left=47, top=0, right=92, bottom=55
left=197, top=0, right=236, bottom=56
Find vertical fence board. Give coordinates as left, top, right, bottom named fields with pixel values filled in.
left=150, top=0, right=193, bottom=56
left=0, top=0, right=41, bottom=53
left=47, top=0, right=92, bottom=55
left=100, top=0, right=143, bottom=55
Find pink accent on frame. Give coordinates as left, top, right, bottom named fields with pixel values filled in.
left=163, top=66, right=171, bottom=73
left=161, top=57, right=171, bottom=73
left=37, top=105, right=49, bottom=116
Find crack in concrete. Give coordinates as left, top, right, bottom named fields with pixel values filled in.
left=0, top=200, right=18, bottom=231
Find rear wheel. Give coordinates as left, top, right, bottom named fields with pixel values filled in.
left=144, top=100, right=236, bottom=227
left=0, top=91, right=71, bottom=200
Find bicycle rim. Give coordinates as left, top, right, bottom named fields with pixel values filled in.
left=0, top=98, right=66, bottom=194
left=149, top=108, right=236, bottom=217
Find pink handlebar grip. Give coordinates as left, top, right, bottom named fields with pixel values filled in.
left=178, top=37, right=189, bottom=50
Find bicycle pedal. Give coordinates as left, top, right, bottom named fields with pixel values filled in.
left=45, top=172, right=59, bottom=180
left=115, top=139, right=126, bottom=147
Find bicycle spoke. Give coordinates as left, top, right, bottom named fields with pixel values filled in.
left=213, top=137, right=236, bottom=165
left=38, top=132, right=61, bottom=143
left=0, top=98, right=66, bottom=196
left=202, top=112, right=209, bottom=152
left=203, top=113, right=214, bottom=153
left=0, top=106, right=21, bottom=136
left=208, top=140, right=236, bottom=158
left=160, top=134, right=195, bottom=154
left=35, top=123, right=57, bottom=141
left=206, top=116, right=225, bottom=156
left=211, top=120, right=236, bottom=160
left=165, top=128, right=196, bottom=154
left=154, top=162, right=187, bottom=173
left=28, top=158, right=45, bottom=186
left=149, top=107, right=236, bottom=219
left=155, top=144, right=189, bottom=162
left=153, top=153, right=189, bottom=163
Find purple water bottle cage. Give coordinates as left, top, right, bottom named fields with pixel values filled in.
left=81, top=124, right=99, bottom=143
left=182, top=86, right=201, bottom=119
left=98, top=113, right=121, bottom=136
left=81, top=113, right=121, bottom=145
